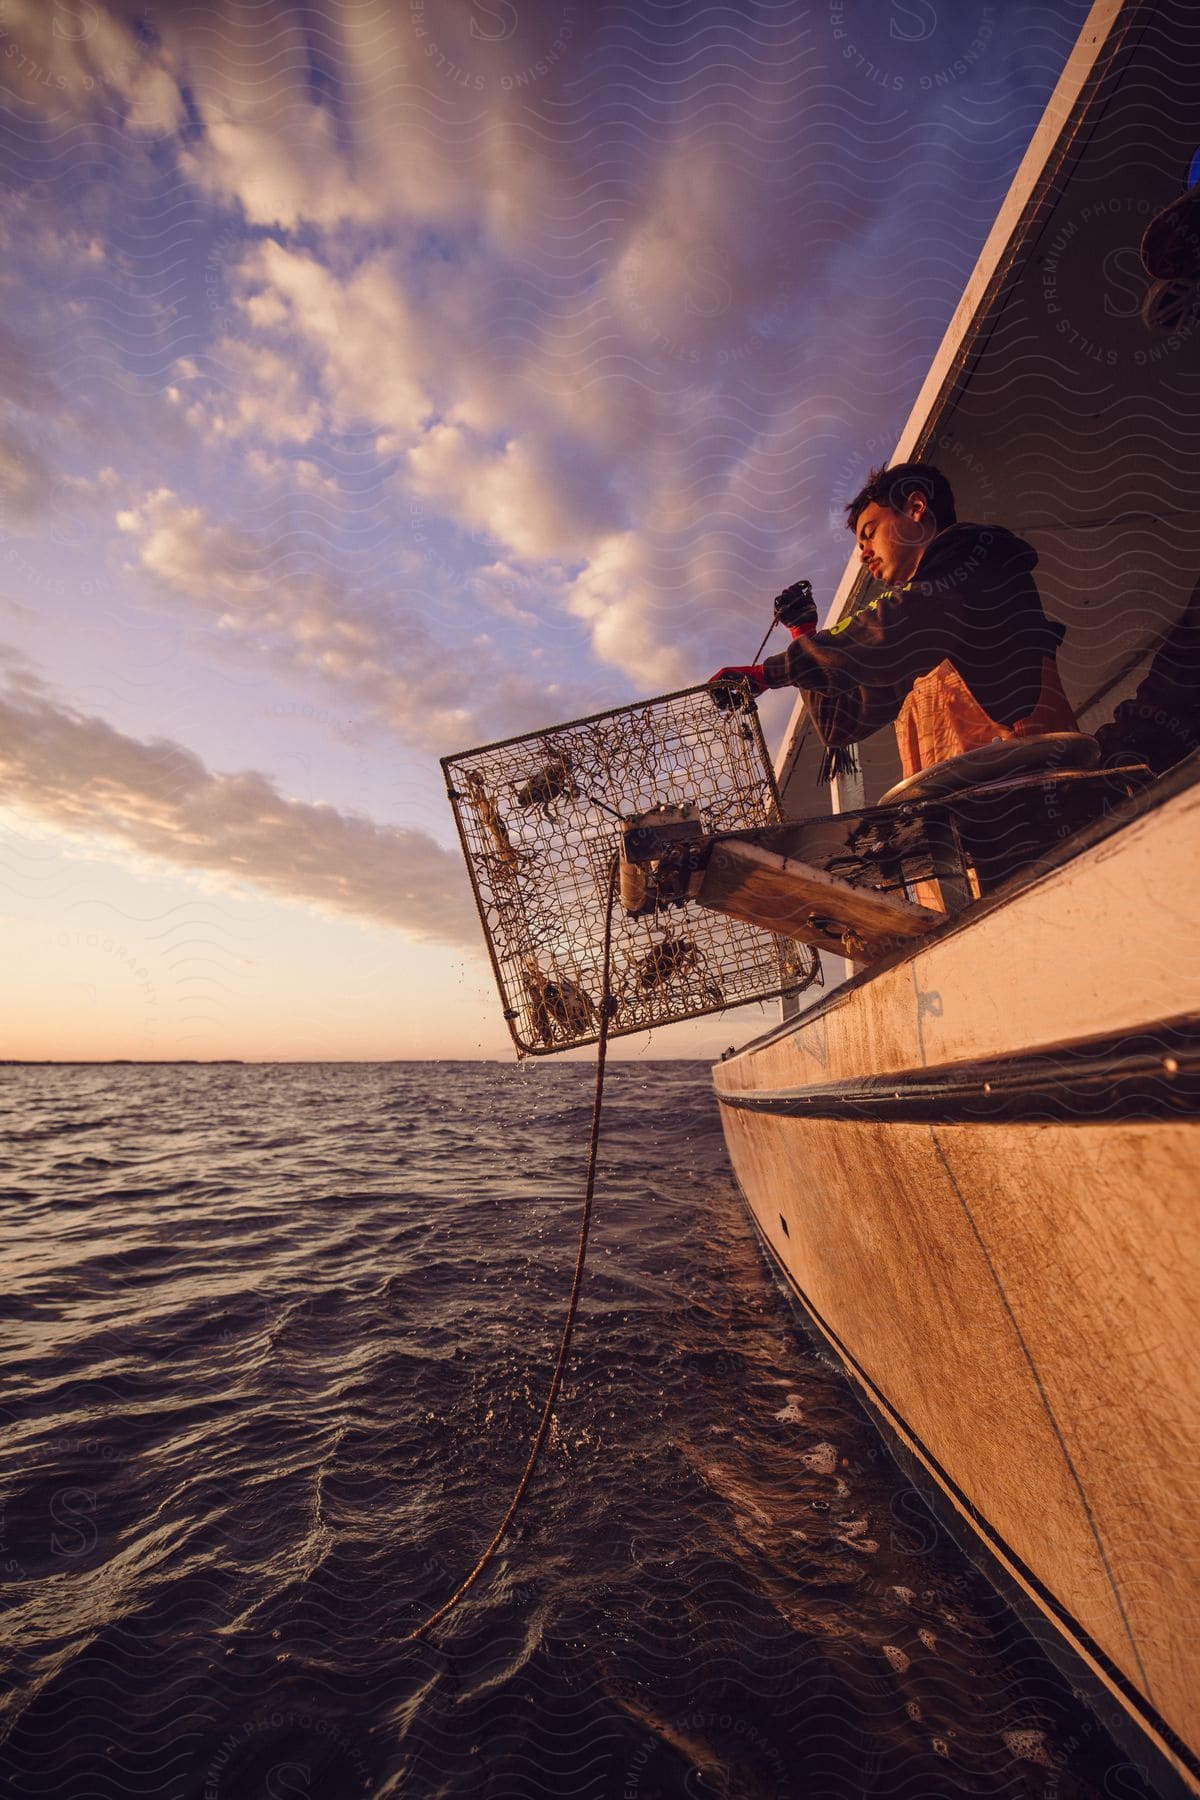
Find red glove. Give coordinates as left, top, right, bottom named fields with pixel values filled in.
left=708, top=665, right=767, bottom=710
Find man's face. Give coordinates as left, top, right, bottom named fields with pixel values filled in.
left=854, top=496, right=935, bottom=586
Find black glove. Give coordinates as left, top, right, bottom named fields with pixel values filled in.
left=773, top=580, right=817, bottom=637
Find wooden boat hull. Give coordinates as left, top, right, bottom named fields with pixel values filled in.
left=713, top=775, right=1200, bottom=1792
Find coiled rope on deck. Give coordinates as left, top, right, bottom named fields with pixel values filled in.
left=403, top=854, right=621, bottom=1644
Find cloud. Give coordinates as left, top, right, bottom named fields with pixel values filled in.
left=183, top=340, right=326, bottom=447
left=224, top=243, right=629, bottom=583
left=0, top=671, right=478, bottom=945
left=0, top=0, right=183, bottom=132
left=405, top=422, right=617, bottom=562
left=231, top=243, right=432, bottom=444
left=609, top=142, right=795, bottom=360
left=1, top=0, right=1061, bottom=700
left=241, top=448, right=341, bottom=500
left=0, top=321, right=58, bottom=414
left=88, top=21, right=827, bottom=682
left=161, top=0, right=600, bottom=241
left=194, top=98, right=813, bottom=682
left=567, top=533, right=690, bottom=690
left=208, top=244, right=782, bottom=687
left=170, top=2, right=383, bottom=231
left=187, top=108, right=377, bottom=233
left=0, top=423, right=55, bottom=523
left=0, top=321, right=66, bottom=525
left=116, top=488, right=612, bottom=748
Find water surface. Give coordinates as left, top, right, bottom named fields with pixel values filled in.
left=0, top=1062, right=1149, bottom=1798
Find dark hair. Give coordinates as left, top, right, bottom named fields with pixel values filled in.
left=845, top=461, right=957, bottom=533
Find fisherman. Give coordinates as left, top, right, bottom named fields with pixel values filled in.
left=708, top=462, right=1077, bottom=779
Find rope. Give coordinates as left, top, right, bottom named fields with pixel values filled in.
left=749, top=618, right=777, bottom=665
left=402, top=854, right=621, bottom=1644
left=748, top=587, right=808, bottom=665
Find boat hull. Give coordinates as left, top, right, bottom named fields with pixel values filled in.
left=714, top=777, right=1200, bottom=1792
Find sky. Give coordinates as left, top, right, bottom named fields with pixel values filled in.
left=0, top=0, right=1091, bottom=1061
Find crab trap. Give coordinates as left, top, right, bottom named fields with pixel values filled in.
left=442, top=685, right=821, bottom=1057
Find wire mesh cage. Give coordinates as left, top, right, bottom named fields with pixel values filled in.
left=442, top=686, right=822, bottom=1057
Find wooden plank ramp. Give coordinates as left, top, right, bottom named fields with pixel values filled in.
left=697, top=838, right=944, bottom=962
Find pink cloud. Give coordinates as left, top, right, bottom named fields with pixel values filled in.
left=0, top=671, right=479, bottom=944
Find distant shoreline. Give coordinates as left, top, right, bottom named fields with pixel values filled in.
left=0, top=1056, right=710, bottom=1066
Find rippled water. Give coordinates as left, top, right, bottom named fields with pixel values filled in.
left=0, top=1062, right=1151, bottom=1798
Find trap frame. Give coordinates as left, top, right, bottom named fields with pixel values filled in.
left=442, top=685, right=821, bottom=1057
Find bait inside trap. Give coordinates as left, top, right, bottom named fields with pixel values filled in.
left=443, top=685, right=821, bottom=1057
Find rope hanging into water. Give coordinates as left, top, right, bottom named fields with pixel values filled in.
left=402, top=854, right=621, bottom=1644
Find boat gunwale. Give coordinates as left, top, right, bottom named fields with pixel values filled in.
left=716, top=752, right=1200, bottom=1073
left=713, top=1013, right=1200, bottom=1123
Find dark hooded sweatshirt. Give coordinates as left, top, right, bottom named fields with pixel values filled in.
left=760, top=523, right=1067, bottom=750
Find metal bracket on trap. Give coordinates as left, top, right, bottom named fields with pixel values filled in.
left=443, top=686, right=821, bottom=1057
left=619, top=803, right=707, bottom=917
